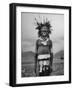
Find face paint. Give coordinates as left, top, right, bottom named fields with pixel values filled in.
left=40, top=26, right=49, bottom=38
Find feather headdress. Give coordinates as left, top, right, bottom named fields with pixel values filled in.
left=34, top=16, right=52, bottom=34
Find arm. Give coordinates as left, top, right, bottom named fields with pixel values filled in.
left=50, top=40, right=53, bottom=53
left=35, top=40, right=39, bottom=76
left=50, top=40, right=53, bottom=66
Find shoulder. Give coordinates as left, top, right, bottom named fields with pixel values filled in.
left=47, top=39, right=52, bottom=46
left=47, top=39, right=52, bottom=43
left=36, top=39, right=42, bottom=45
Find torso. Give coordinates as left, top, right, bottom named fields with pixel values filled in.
left=36, top=38, right=53, bottom=73
left=37, top=38, right=52, bottom=55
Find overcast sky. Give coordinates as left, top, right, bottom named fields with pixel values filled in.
left=21, top=12, right=64, bottom=54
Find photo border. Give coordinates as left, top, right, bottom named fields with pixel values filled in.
left=9, top=3, right=71, bottom=87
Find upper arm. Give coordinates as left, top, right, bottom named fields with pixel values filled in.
left=49, top=40, right=53, bottom=48
left=51, top=40, right=53, bottom=48
left=35, top=40, right=39, bottom=53
left=48, top=40, right=53, bottom=52
left=50, top=40, right=53, bottom=53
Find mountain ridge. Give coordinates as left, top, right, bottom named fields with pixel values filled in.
left=22, top=50, right=64, bottom=63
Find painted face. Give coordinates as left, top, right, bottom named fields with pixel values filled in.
left=41, top=26, right=48, bottom=37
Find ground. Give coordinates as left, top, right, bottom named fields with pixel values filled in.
left=21, top=54, right=64, bottom=77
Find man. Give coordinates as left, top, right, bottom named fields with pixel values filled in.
left=35, top=20, right=53, bottom=76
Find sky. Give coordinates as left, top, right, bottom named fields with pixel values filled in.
left=21, top=12, right=64, bottom=54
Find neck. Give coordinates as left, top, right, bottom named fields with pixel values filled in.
left=41, top=36, right=49, bottom=41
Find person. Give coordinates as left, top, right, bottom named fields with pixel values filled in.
left=35, top=21, right=53, bottom=76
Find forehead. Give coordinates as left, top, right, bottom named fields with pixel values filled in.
left=41, top=26, right=48, bottom=31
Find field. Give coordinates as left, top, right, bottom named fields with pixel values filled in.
left=21, top=51, right=64, bottom=77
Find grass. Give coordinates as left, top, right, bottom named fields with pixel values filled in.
left=21, top=58, right=64, bottom=77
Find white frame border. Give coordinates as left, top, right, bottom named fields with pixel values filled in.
left=16, top=6, right=69, bottom=84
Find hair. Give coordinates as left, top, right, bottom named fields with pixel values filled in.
left=35, top=21, right=52, bottom=37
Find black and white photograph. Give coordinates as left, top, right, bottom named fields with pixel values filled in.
left=21, top=13, right=64, bottom=77
left=10, top=3, right=71, bottom=86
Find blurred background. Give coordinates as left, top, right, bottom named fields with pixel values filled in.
left=21, top=12, right=64, bottom=77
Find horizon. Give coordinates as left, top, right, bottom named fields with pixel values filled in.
left=22, top=50, right=64, bottom=55
left=21, top=13, right=64, bottom=54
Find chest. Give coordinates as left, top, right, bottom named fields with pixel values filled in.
left=37, top=39, right=51, bottom=48
left=37, top=39, right=52, bottom=54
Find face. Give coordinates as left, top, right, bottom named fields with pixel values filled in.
left=41, top=26, right=48, bottom=37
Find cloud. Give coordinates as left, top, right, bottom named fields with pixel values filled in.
left=21, top=13, right=64, bottom=53
left=52, top=36, right=64, bottom=44
left=21, top=38, right=36, bottom=52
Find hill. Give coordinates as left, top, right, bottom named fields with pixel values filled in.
left=22, top=51, right=35, bottom=63
left=54, top=50, right=64, bottom=59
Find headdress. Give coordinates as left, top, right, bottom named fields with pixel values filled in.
left=34, top=16, right=52, bottom=34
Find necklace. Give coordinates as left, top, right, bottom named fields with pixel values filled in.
left=39, top=37, right=49, bottom=45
